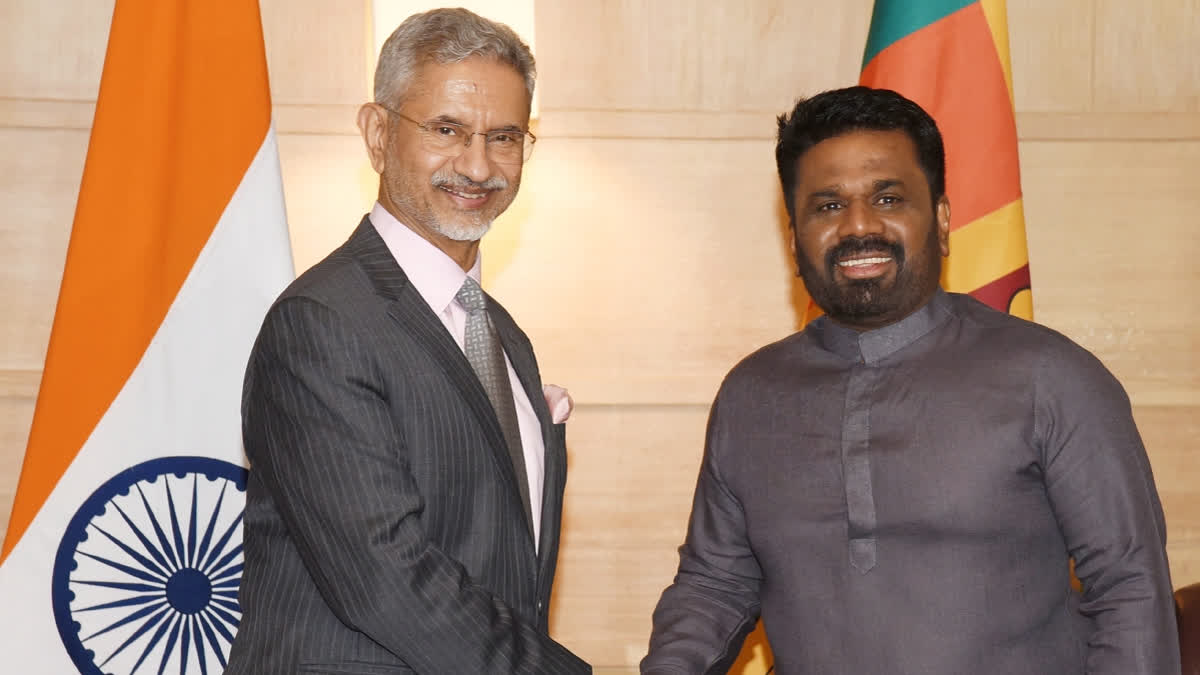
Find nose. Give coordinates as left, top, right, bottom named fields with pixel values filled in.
left=452, top=133, right=493, bottom=184
left=837, top=199, right=884, bottom=238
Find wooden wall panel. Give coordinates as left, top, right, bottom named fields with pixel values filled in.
left=0, top=393, right=36, bottom=551
left=534, top=2, right=704, bottom=111
left=534, top=0, right=872, bottom=113
left=687, top=2, right=873, bottom=112
left=550, top=404, right=708, bottom=667
left=0, top=0, right=370, bottom=105
left=1021, top=140, right=1200, bottom=406
left=0, top=2, right=112, bottom=100
left=1094, top=0, right=1200, bottom=112
left=1137, top=406, right=1200, bottom=585
left=483, top=137, right=802, bottom=405
left=260, top=0, right=369, bottom=106
left=0, top=134, right=72, bottom=544
left=1007, top=0, right=1094, bottom=112
left=276, top=133, right=377, bottom=272
left=0, top=129, right=85, bottom=372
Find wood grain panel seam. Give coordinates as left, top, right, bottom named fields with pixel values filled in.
left=534, top=110, right=1200, bottom=141
left=0, top=368, right=44, bottom=398
left=7, top=99, right=1200, bottom=139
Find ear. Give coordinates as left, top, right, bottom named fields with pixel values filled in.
left=935, top=195, right=951, bottom=257
left=788, top=223, right=804, bottom=277
left=357, top=103, right=389, bottom=174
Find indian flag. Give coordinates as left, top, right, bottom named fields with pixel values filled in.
left=861, top=0, right=1033, bottom=318
left=0, top=0, right=293, bottom=672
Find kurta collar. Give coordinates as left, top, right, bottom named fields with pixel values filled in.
left=810, top=287, right=953, bottom=364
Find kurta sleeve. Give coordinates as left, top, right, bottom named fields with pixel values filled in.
left=641, top=390, right=764, bottom=675
left=1035, top=344, right=1180, bottom=675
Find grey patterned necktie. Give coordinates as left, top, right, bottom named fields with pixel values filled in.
left=455, top=277, right=532, bottom=528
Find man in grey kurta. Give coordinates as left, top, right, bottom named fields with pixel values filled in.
left=641, top=87, right=1178, bottom=675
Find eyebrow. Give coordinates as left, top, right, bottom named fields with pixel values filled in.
left=805, top=188, right=843, bottom=202
left=426, top=114, right=525, bottom=133
left=428, top=114, right=467, bottom=126
left=804, top=178, right=905, bottom=202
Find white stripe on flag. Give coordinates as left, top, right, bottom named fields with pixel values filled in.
left=0, top=127, right=292, bottom=672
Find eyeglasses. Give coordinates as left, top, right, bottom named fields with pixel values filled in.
left=379, top=104, right=536, bottom=165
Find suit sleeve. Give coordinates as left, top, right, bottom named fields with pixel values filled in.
left=1035, top=345, right=1180, bottom=675
left=641, top=390, right=763, bottom=675
left=243, top=296, right=589, bottom=674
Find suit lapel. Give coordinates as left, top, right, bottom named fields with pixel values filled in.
left=488, top=304, right=548, bottom=429
left=386, top=296, right=515, bottom=471
left=488, top=299, right=563, bottom=570
left=347, top=217, right=534, bottom=546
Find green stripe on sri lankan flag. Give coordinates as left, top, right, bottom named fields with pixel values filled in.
left=862, top=0, right=976, bottom=67
left=860, top=0, right=1033, bottom=318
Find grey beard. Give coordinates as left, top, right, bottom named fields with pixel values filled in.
left=427, top=170, right=507, bottom=241
left=433, top=219, right=492, bottom=242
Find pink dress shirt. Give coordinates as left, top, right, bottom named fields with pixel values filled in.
left=369, top=203, right=545, bottom=550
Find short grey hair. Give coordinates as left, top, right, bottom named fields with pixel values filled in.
left=374, top=8, right=536, bottom=108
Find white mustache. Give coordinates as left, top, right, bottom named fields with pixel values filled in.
left=431, top=171, right=508, bottom=192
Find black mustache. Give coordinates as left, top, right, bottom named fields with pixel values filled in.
left=825, top=236, right=904, bottom=269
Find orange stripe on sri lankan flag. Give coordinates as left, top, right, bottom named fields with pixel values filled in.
left=1, top=0, right=273, bottom=560
left=862, top=1, right=1019, bottom=228
left=860, top=0, right=1033, bottom=318
left=945, top=199, right=1033, bottom=317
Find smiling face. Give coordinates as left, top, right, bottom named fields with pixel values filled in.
left=790, top=129, right=950, bottom=331
left=358, top=56, right=530, bottom=268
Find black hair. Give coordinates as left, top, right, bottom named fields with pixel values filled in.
left=776, top=86, right=946, bottom=223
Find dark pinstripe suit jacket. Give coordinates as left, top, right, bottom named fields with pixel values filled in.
left=226, top=217, right=590, bottom=674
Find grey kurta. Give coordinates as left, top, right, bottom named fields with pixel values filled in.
left=643, top=289, right=1178, bottom=675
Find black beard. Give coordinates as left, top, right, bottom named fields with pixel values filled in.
left=797, top=227, right=941, bottom=329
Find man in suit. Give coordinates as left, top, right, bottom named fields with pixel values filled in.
left=226, top=8, right=590, bottom=673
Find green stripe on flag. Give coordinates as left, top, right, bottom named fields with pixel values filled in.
left=862, top=0, right=977, bottom=67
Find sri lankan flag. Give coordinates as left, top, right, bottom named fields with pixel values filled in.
left=861, top=0, right=1033, bottom=318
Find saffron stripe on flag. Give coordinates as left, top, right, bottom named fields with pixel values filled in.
left=0, top=0, right=292, bottom=670
left=3, top=0, right=276, bottom=560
